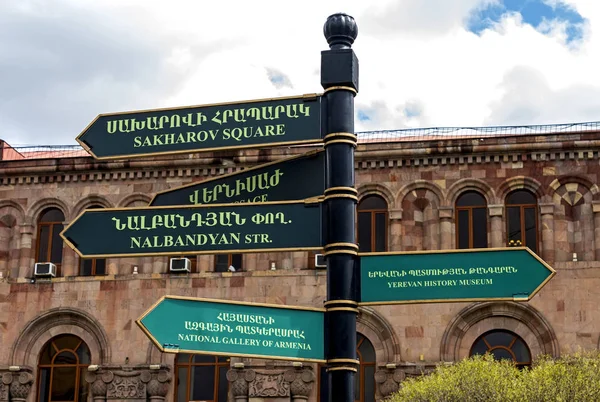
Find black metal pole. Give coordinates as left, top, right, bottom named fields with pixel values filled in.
left=321, top=13, right=359, bottom=402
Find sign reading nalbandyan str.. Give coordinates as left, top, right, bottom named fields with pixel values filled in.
left=150, top=150, right=326, bottom=206
left=137, top=296, right=325, bottom=362
left=77, top=94, right=323, bottom=160
left=60, top=200, right=323, bottom=258
left=359, top=248, right=556, bottom=305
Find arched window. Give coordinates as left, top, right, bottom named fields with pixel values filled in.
left=318, top=333, right=376, bottom=402
left=215, top=253, right=242, bottom=272
left=37, top=334, right=90, bottom=401
left=358, top=195, right=388, bottom=252
left=455, top=191, right=487, bottom=249
left=175, top=354, right=229, bottom=402
left=470, top=329, right=531, bottom=369
left=506, top=190, right=538, bottom=253
left=79, top=205, right=106, bottom=276
left=36, top=208, right=65, bottom=275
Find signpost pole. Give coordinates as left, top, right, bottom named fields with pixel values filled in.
left=321, top=13, right=359, bottom=402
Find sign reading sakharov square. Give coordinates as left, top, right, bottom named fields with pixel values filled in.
left=150, top=150, right=326, bottom=206
left=359, top=248, right=556, bottom=305
left=137, top=296, right=325, bottom=362
left=60, top=200, right=323, bottom=258
left=77, top=94, right=322, bottom=160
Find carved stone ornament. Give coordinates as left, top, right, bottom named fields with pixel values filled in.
left=375, top=367, right=406, bottom=398
left=106, top=371, right=145, bottom=399
left=146, top=370, right=171, bottom=399
left=248, top=371, right=290, bottom=397
left=0, top=368, right=34, bottom=402
left=227, top=369, right=249, bottom=397
left=288, top=368, right=315, bottom=398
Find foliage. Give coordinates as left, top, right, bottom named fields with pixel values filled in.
left=387, top=351, right=600, bottom=402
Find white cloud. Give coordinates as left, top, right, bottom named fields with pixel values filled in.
left=1, top=0, right=600, bottom=145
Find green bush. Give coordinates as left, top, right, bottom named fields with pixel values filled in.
left=387, top=351, right=600, bottom=402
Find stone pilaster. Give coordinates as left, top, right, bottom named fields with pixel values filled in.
left=374, top=364, right=405, bottom=400
left=287, top=365, right=315, bottom=401
left=61, top=221, right=76, bottom=276
left=593, top=201, right=600, bottom=261
left=439, top=207, right=453, bottom=250
left=227, top=364, right=250, bottom=402
left=389, top=208, right=402, bottom=251
left=84, top=364, right=171, bottom=402
left=539, top=203, right=555, bottom=264
left=488, top=204, right=504, bottom=248
left=0, top=367, right=34, bottom=402
left=17, top=224, right=34, bottom=278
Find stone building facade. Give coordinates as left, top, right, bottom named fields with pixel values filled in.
left=0, top=127, right=598, bottom=401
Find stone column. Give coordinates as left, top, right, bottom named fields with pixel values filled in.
left=146, top=368, right=171, bottom=401
left=8, top=226, right=21, bottom=279
left=287, top=366, right=315, bottom=402
left=593, top=201, right=600, bottom=261
left=227, top=365, right=250, bottom=402
left=488, top=204, right=504, bottom=248
left=85, top=370, right=107, bottom=402
left=61, top=221, right=77, bottom=276
left=0, top=368, right=34, bottom=402
left=0, top=223, right=11, bottom=276
left=439, top=207, right=453, bottom=250
left=17, top=223, right=34, bottom=278
left=374, top=364, right=405, bottom=400
left=539, top=203, right=555, bottom=264
left=389, top=209, right=402, bottom=251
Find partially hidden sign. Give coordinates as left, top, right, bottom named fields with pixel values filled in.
left=137, top=296, right=325, bottom=362
left=359, top=248, right=556, bottom=305
left=61, top=200, right=323, bottom=258
left=77, top=94, right=323, bottom=160
left=150, top=150, right=326, bottom=206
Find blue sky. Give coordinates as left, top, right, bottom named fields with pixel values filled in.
left=1, top=0, right=599, bottom=145
left=467, top=0, right=586, bottom=43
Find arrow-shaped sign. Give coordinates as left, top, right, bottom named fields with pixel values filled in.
left=61, top=199, right=323, bottom=258
left=137, top=295, right=325, bottom=362
left=150, top=150, right=325, bottom=206
left=359, top=248, right=556, bottom=305
left=77, top=94, right=323, bottom=160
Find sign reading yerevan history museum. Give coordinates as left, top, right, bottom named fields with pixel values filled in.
left=77, top=94, right=322, bottom=160
left=61, top=200, right=322, bottom=258
left=360, top=248, right=555, bottom=305
left=150, top=150, right=326, bottom=206
left=137, top=296, right=325, bottom=362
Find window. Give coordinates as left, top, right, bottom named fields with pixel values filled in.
left=36, top=208, right=65, bottom=275
left=175, top=354, right=229, bottom=402
left=357, top=195, right=388, bottom=252
left=37, top=335, right=90, bottom=402
left=470, top=329, right=531, bottom=369
left=318, top=333, right=376, bottom=402
left=455, top=191, right=487, bottom=249
left=79, top=205, right=106, bottom=276
left=215, top=254, right=242, bottom=272
left=506, top=190, right=538, bottom=253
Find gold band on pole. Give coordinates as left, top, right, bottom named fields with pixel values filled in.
left=324, top=139, right=357, bottom=147
left=324, top=242, right=359, bottom=250
left=324, top=187, right=358, bottom=195
left=323, top=299, right=359, bottom=307
left=323, top=249, right=358, bottom=257
left=326, top=366, right=358, bottom=373
left=324, top=193, right=358, bottom=202
left=323, top=86, right=358, bottom=95
left=326, top=307, right=359, bottom=313
left=327, top=358, right=360, bottom=365
left=323, top=132, right=358, bottom=142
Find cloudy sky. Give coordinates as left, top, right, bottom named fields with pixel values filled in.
left=1, top=0, right=599, bottom=145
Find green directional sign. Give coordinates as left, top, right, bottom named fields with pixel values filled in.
left=61, top=200, right=323, bottom=258
left=77, top=94, right=323, bottom=160
left=359, top=248, right=556, bottom=305
left=150, top=150, right=325, bottom=206
left=137, top=295, right=325, bottom=362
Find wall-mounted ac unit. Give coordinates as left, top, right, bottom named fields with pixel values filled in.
left=315, top=254, right=326, bottom=269
left=34, top=263, right=56, bottom=277
left=170, top=258, right=191, bottom=273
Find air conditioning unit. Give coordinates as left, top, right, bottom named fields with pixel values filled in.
left=315, top=254, right=326, bottom=269
left=34, top=263, right=56, bottom=277
left=170, top=258, right=191, bottom=273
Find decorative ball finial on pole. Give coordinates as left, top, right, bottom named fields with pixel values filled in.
left=323, top=13, right=358, bottom=50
